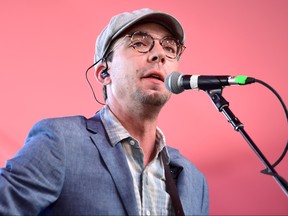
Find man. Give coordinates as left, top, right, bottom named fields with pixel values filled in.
left=0, top=8, right=209, bottom=215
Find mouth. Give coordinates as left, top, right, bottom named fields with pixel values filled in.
left=143, top=72, right=165, bottom=82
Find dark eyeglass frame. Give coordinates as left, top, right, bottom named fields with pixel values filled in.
left=125, top=31, right=186, bottom=59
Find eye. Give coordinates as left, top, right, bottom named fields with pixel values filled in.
left=129, top=33, right=152, bottom=53
left=130, top=39, right=148, bottom=48
left=161, top=38, right=178, bottom=54
left=163, top=45, right=177, bottom=54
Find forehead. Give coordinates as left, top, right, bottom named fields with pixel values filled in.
left=124, top=22, right=174, bottom=38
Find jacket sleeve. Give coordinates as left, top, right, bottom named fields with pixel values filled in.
left=0, top=119, right=66, bottom=215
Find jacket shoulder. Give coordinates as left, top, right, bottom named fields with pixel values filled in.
left=26, top=115, right=92, bottom=141
left=31, top=115, right=89, bottom=131
left=166, top=146, right=203, bottom=175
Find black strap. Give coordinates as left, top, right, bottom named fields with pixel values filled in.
left=161, top=153, right=185, bottom=216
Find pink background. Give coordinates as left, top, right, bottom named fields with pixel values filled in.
left=1, top=0, right=287, bottom=214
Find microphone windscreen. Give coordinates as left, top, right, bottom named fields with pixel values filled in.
left=165, top=71, right=184, bottom=94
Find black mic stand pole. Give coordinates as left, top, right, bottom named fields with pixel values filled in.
left=206, top=88, right=288, bottom=196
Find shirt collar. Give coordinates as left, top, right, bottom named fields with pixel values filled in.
left=99, top=105, right=170, bottom=162
left=100, top=105, right=130, bottom=146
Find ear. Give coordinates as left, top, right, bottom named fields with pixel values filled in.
left=94, top=64, right=111, bottom=85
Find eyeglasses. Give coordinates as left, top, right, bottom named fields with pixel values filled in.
left=126, top=31, right=186, bottom=59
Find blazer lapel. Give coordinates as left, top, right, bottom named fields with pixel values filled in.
left=86, top=113, right=139, bottom=216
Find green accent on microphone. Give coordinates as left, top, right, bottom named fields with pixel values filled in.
left=235, top=75, right=248, bottom=85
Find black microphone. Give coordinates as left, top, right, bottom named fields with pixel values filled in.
left=165, top=71, right=255, bottom=94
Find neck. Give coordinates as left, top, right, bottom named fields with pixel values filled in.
left=107, top=102, right=162, bottom=166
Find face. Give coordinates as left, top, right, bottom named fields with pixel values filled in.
left=105, top=23, right=181, bottom=108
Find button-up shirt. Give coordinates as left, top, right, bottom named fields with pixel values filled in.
left=100, top=105, right=174, bottom=215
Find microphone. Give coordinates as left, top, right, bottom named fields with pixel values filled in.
left=165, top=71, right=255, bottom=94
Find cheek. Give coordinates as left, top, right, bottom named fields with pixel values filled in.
left=166, top=60, right=180, bottom=72
left=110, top=71, right=136, bottom=96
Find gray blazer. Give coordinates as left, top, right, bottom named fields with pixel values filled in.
left=0, top=112, right=209, bottom=215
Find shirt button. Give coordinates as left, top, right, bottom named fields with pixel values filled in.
left=146, top=210, right=151, bottom=216
left=130, top=140, right=135, bottom=145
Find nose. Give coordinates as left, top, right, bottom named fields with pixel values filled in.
left=147, top=41, right=166, bottom=64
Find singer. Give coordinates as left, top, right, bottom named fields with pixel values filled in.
left=0, top=8, right=209, bottom=215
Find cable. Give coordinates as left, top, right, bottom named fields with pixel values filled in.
left=85, top=58, right=105, bottom=106
left=255, top=79, right=288, bottom=121
left=255, top=79, right=288, bottom=175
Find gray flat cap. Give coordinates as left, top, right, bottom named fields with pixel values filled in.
left=94, top=8, right=185, bottom=63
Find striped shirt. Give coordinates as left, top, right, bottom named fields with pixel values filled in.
left=100, top=105, right=174, bottom=215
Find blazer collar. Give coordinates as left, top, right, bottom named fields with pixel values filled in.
left=86, top=112, right=139, bottom=215
left=86, top=111, right=101, bottom=134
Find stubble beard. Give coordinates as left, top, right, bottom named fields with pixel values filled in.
left=133, top=88, right=171, bottom=107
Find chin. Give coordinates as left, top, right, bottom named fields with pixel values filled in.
left=135, top=90, right=171, bottom=107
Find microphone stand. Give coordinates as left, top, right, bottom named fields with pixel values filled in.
left=206, top=88, right=288, bottom=196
